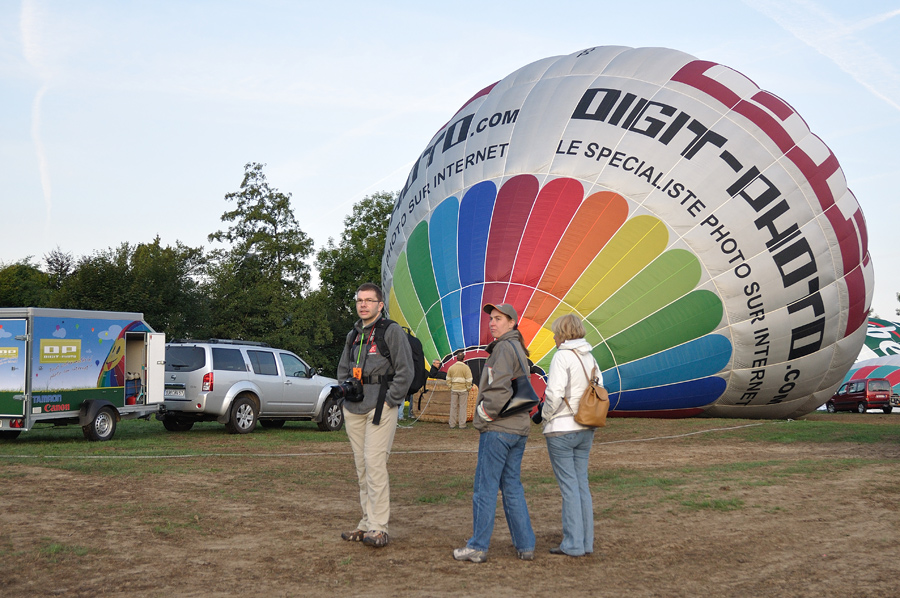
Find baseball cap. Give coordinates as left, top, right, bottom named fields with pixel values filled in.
left=483, top=303, right=518, bottom=321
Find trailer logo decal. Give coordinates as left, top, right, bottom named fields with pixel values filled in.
left=33, top=394, right=63, bottom=404
left=0, top=346, right=18, bottom=359
left=40, top=339, right=81, bottom=363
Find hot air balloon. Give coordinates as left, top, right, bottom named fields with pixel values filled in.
left=383, top=46, right=873, bottom=419
left=858, top=318, right=900, bottom=361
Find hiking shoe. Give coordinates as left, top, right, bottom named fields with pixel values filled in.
left=362, top=530, right=389, bottom=548
left=341, top=529, right=366, bottom=542
left=517, top=550, right=534, bottom=561
left=453, top=547, right=487, bottom=563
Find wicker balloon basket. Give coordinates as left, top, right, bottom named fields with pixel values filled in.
left=412, top=379, right=478, bottom=423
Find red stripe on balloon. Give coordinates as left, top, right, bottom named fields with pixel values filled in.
left=503, top=177, right=584, bottom=309
left=850, top=366, right=879, bottom=380
left=480, top=175, right=541, bottom=344
left=523, top=191, right=629, bottom=327
left=673, top=60, right=870, bottom=338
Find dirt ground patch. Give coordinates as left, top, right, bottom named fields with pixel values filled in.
left=2, top=414, right=899, bottom=598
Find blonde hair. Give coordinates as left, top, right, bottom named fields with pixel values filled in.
left=551, top=314, right=586, bottom=343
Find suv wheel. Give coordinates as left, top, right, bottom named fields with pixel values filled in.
left=162, top=415, right=194, bottom=432
left=883, top=406, right=893, bottom=414
left=226, top=396, right=258, bottom=434
left=825, top=402, right=836, bottom=413
left=856, top=402, right=867, bottom=414
left=317, top=397, right=344, bottom=431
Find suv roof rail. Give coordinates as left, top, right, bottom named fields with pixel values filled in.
left=168, top=338, right=271, bottom=347
left=208, top=338, right=271, bottom=347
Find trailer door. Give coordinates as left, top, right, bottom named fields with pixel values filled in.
left=0, top=318, right=28, bottom=418
left=145, top=333, right=165, bottom=405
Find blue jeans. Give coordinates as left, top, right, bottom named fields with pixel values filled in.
left=546, top=429, right=595, bottom=555
left=467, top=431, right=535, bottom=553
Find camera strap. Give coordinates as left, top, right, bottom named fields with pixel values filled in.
left=353, top=320, right=390, bottom=426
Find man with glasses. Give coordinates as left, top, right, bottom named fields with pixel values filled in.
left=337, top=282, right=413, bottom=548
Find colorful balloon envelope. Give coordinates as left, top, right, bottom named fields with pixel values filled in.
left=383, top=46, right=874, bottom=419
left=859, top=318, right=900, bottom=361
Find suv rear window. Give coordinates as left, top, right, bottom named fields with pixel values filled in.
left=166, top=346, right=206, bottom=372
left=212, top=348, right=247, bottom=372
left=247, top=350, right=279, bottom=376
left=869, top=380, right=891, bottom=392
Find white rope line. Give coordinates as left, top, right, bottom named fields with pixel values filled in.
left=1, top=422, right=769, bottom=460
left=593, top=422, right=767, bottom=445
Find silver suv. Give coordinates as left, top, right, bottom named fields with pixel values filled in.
left=159, top=339, right=342, bottom=433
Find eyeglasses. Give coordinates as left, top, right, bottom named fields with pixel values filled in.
left=355, top=298, right=381, bottom=305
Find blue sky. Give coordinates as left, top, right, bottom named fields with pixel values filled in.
left=1, top=0, right=898, bottom=318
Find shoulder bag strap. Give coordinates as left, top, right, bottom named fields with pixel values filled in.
left=506, top=339, right=530, bottom=378
left=558, top=348, right=589, bottom=416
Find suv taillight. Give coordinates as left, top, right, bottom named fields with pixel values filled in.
left=202, top=372, right=214, bottom=392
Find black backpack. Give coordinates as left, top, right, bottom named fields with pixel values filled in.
left=349, top=318, right=427, bottom=397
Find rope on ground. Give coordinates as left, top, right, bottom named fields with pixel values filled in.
left=1, top=421, right=771, bottom=460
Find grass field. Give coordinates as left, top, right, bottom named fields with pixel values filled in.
left=2, top=413, right=899, bottom=597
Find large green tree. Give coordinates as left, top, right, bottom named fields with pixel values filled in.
left=312, top=191, right=396, bottom=374
left=209, top=162, right=313, bottom=291
left=43, top=247, right=74, bottom=291
left=53, top=239, right=207, bottom=338
left=205, top=162, right=314, bottom=350
left=0, top=258, right=52, bottom=307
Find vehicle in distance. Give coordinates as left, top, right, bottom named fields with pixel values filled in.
left=825, top=378, right=893, bottom=414
left=159, top=339, right=342, bottom=433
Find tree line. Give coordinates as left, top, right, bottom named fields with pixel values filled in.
left=0, top=162, right=395, bottom=376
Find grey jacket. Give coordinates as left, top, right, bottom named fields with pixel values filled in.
left=473, top=329, right=532, bottom=436
left=337, top=315, right=413, bottom=415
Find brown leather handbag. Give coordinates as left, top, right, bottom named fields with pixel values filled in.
left=562, top=351, right=609, bottom=427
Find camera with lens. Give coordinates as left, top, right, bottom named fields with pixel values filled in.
left=330, top=377, right=364, bottom=402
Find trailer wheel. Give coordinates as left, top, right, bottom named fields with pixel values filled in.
left=225, top=396, right=258, bottom=434
left=83, top=406, right=117, bottom=441
left=0, top=431, right=21, bottom=440
left=259, top=419, right=285, bottom=429
left=162, top=415, right=194, bottom=432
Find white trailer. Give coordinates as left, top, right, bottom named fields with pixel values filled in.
left=0, top=308, right=165, bottom=441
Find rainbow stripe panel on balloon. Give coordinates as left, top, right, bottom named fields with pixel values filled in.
left=383, top=46, right=874, bottom=419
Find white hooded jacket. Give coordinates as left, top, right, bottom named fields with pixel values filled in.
left=541, top=338, right=604, bottom=435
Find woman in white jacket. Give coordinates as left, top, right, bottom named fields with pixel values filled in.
left=541, top=314, right=603, bottom=557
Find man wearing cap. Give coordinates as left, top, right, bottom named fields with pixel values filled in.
left=453, top=302, right=536, bottom=563
left=446, top=349, right=473, bottom=429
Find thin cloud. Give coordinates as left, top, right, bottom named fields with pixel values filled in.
left=21, top=0, right=53, bottom=220
left=30, top=84, right=52, bottom=218
left=745, top=0, right=900, bottom=111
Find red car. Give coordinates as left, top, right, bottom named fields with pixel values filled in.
left=826, top=378, right=893, bottom=414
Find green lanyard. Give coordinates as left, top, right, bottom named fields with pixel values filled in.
left=356, top=324, right=377, bottom=367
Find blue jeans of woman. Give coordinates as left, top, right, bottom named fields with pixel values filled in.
left=546, top=429, right=594, bottom=555
left=467, top=431, right=535, bottom=553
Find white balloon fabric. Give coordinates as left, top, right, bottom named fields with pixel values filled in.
left=383, top=46, right=874, bottom=419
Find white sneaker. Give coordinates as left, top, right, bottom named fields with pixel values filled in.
left=453, top=546, right=487, bottom=563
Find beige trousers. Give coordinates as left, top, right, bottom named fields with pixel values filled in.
left=449, top=390, right=468, bottom=428
left=343, top=405, right=398, bottom=533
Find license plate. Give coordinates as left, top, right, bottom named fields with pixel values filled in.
left=165, top=389, right=185, bottom=398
